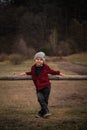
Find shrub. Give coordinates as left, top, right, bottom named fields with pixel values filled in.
left=27, top=47, right=36, bottom=58
left=9, top=54, right=24, bottom=65
left=57, top=39, right=78, bottom=56
left=0, top=54, right=8, bottom=62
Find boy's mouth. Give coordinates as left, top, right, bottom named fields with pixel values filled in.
left=36, top=63, right=43, bottom=66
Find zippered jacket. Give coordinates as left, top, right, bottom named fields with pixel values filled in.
left=26, top=64, right=60, bottom=91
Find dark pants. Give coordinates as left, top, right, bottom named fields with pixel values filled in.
left=37, top=86, right=51, bottom=116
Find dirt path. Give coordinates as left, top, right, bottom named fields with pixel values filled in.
left=57, top=61, right=87, bottom=75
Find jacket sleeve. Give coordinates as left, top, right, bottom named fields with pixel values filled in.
left=25, top=66, right=33, bottom=75
left=26, top=71, right=32, bottom=75
left=46, top=65, right=60, bottom=75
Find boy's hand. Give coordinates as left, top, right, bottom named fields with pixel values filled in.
left=18, top=72, right=26, bottom=76
left=60, top=72, right=65, bottom=76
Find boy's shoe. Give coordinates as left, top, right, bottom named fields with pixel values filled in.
left=43, top=112, right=51, bottom=118
left=35, top=110, right=43, bottom=118
left=35, top=113, right=42, bottom=118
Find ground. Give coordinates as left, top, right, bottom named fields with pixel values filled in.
left=57, top=61, right=87, bottom=75
left=0, top=54, right=87, bottom=130
left=0, top=80, right=87, bottom=130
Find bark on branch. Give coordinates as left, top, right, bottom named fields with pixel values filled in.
left=0, top=75, right=87, bottom=80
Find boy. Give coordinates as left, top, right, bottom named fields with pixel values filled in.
left=19, top=51, right=64, bottom=118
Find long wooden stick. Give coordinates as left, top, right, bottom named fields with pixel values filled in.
left=0, top=75, right=87, bottom=80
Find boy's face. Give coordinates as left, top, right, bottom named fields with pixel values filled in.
left=35, top=58, right=44, bottom=66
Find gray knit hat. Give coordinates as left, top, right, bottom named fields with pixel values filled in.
left=34, top=51, right=45, bottom=61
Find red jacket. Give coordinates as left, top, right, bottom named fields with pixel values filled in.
left=26, top=64, right=60, bottom=91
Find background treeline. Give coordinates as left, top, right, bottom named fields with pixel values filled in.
left=0, top=0, right=87, bottom=57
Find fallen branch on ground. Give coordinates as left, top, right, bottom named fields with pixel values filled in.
left=0, top=75, right=87, bottom=80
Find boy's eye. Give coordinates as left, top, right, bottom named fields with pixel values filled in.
left=36, top=58, right=43, bottom=61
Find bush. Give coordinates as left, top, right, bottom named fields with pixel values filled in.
left=0, top=54, right=8, bottom=62
left=26, top=47, right=36, bottom=59
left=57, top=39, right=79, bottom=56
left=9, top=54, right=24, bottom=65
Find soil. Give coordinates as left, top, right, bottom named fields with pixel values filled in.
left=0, top=60, right=87, bottom=129
left=57, top=61, right=87, bottom=75
left=0, top=61, right=87, bottom=110
left=0, top=62, right=87, bottom=129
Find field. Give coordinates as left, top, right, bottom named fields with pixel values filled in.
left=0, top=53, right=87, bottom=130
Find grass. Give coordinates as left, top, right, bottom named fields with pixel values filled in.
left=0, top=53, right=87, bottom=130
left=0, top=60, right=33, bottom=76
left=64, top=52, right=87, bottom=66
left=0, top=80, right=87, bottom=130
left=0, top=107, right=87, bottom=130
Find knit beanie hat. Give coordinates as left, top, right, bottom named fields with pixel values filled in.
left=34, top=51, right=45, bottom=61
